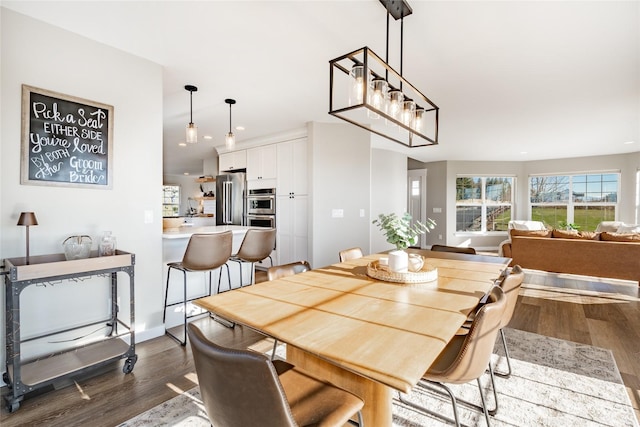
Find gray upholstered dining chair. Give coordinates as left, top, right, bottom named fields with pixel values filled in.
left=227, top=228, right=276, bottom=288
left=430, top=244, right=477, bottom=254
left=267, top=260, right=311, bottom=281
left=265, top=260, right=311, bottom=359
left=187, top=323, right=364, bottom=427
left=399, top=286, right=506, bottom=427
left=163, top=231, right=233, bottom=346
left=494, top=265, right=525, bottom=378
left=339, top=247, right=363, bottom=262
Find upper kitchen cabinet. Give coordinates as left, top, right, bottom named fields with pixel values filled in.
left=247, top=145, right=277, bottom=189
left=276, top=139, right=307, bottom=196
left=219, top=150, right=247, bottom=172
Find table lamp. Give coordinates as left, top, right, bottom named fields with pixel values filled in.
left=17, top=211, right=38, bottom=264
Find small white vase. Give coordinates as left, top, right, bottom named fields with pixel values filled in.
left=388, top=250, right=409, bottom=273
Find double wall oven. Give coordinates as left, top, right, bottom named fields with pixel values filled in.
left=246, top=188, right=276, bottom=228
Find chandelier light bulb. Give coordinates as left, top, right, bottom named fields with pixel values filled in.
left=387, top=89, right=404, bottom=121
left=402, top=99, right=416, bottom=127
left=413, top=108, right=425, bottom=133
left=350, top=64, right=365, bottom=105
left=368, top=77, right=388, bottom=117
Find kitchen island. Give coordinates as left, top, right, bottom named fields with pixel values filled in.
left=162, top=225, right=255, bottom=331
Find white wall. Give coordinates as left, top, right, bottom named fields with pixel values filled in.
left=1, top=9, right=164, bottom=370
left=370, top=149, right=407, bottom=254
left=309, top=122, right=371, bottom=268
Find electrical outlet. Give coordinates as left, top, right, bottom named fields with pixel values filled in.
left=360, top=209, right=365, bottom=217
left=438, top=234, right=443, bottom=240
left=332, top=209, right=344, bottom=218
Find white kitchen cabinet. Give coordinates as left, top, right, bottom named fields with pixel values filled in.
left=219, top=150, right=246, bottom=172
left=276, top=139, right=307, bottom=196
left=276, top=194, right=308, bottom=265
left=246, top=145, right=277, bottom=183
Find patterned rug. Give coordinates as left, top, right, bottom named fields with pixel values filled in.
left=118, top=328, right=638, bottom=427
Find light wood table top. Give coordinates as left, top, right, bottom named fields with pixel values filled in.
left=195, top=252, right=510, bottom=393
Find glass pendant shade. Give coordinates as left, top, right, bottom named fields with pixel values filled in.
left=349, top=64, right=365, bottom=105
left=225, top=132, right=235, bottom=149
left=387, top=89, right=404, bottom=120
left=413, top=108, right=425, bottom=132
left=402, top=99, right=416, bottom=127
left=186, top=122, right=197, bottom=144
left=367, top=77, right=388, bottom=120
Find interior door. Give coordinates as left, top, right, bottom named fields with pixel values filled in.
left=408, top=169, right=427, bottom=248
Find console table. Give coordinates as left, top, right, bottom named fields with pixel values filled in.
left=3, top=250, right=136, bottom=412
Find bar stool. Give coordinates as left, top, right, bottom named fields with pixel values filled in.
left=163, top=231, right=233, bottom=346
left=228, top=228, right=276, bottom=287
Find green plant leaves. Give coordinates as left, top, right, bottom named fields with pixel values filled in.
left=372, top=212, right=436, bottom=250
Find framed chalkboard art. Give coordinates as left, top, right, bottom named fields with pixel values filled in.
left=21, top=85, right=114, bottom=189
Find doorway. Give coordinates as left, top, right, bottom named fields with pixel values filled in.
left=408, top=169, right=427, bottom=248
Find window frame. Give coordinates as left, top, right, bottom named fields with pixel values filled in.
left=455, top=175, right=515, bottom=235
left=528, top=171, right=620, bottom=231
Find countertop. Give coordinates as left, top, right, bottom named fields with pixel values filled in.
left=162, top=225, right=252, bottom=240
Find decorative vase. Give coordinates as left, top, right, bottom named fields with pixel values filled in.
left=99, top=231, right=117, bottom=256
left=388, top=250, right=409, bottom=273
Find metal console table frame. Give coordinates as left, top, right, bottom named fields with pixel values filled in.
left=3, top=250, right=136, bottom=412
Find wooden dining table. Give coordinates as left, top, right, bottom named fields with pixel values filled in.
left=195, top=250, right=511, bottom=427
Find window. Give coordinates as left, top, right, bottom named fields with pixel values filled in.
left=162, top=185, right=180, bottom=217
left=456, top=177, right=513, bottom=232
left=529, top=173, right=619, bottom=231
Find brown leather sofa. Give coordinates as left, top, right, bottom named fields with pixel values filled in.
left=500, top=229, right=640, bottom=285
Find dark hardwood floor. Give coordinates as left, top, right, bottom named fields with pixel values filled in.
left=2, top=269, right=639, bottom=426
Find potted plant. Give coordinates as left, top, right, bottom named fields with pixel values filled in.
left=372, top=213, right=436, bottom=272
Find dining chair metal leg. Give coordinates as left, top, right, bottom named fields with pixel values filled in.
left=398, top=381, right=461, bottom=427
left=494, top=328, right=512, bottom=379
left=164, top=268, right=189, bottom=346
left=215, top=263, right=232, bottom=294
left=407, top=363, right=499, bottom=422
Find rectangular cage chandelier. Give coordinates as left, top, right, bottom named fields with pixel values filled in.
left=329, top=0, right=439, bottom=148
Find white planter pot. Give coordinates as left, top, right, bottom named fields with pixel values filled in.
left=388, top=250, right=409, bottom=273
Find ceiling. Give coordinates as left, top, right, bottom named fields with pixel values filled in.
left=3, top=1, right=639, bottom=176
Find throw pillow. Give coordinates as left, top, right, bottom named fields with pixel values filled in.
left=617, top=224, right=640, bottom=234
left=552, top=229, right=579, bottom=239
left=599, top=232, right=640, bottom=242
left=595, top=221, right=625, bottom=232
left=551, top=229, right=599, bottom=240
left=510, top=229, right=551, bottom=238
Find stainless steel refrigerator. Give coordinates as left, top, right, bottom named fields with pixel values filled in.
left=216, top=172, right=246, bottom=225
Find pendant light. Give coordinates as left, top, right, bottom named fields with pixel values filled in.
left=328, top=0, right=439, bottom=148
left=225, top=98, right=236, bottom=149
left=185, top=85, right=198, bottom=144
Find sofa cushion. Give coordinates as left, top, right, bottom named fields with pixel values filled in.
left=595, top=221, right=625, bottom=232
left=510, top=229, right=551, bottom=238
left=509, top=220, right=547, bottom=231
left=599, top=232, right=640, bottom=242
left=617, top=224, right=640, bottom=233
left=551, top=229, right=600, bottom=240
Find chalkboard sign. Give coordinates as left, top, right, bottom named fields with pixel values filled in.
left=21, top=85, right=114, bottom=189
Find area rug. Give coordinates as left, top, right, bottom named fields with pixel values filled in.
left=118, top=328, right=639, bottom=427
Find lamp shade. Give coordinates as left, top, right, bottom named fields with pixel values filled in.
left=17, top=212, right=38, bottom=226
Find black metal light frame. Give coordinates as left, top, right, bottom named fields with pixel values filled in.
left=328, top=0, right=439, bottom=148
